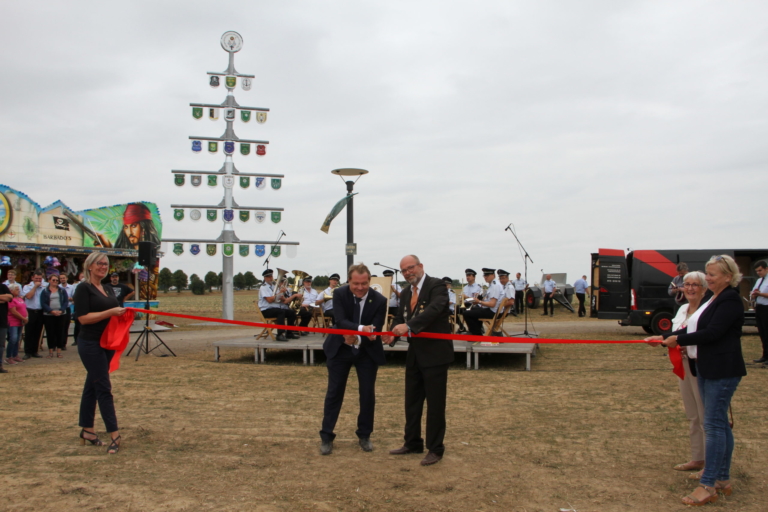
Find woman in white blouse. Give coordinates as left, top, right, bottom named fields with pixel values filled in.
left=667, top=271, right=710, bottom=477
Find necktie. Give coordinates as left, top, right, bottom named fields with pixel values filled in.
left=410, top=286, right=418, bottom=312
left=353, top=296, right=362, bottom=325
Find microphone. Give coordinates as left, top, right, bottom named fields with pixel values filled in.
left=374, top=262, right=380, bottom=265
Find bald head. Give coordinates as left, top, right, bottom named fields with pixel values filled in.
left=399, top=254, right=424, bottom=285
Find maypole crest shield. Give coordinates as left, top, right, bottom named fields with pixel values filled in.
left=223, top=176, right=234, bottom=189
left=255, top=177, right=266, bottom=190
left=256, top=112, right=267, bottom=124
left=206, top=244, right=217, bottom=256
left=256, top=144, right=266, bottom=156
left=209, top=76, right=220, bottom=88
left=255, top=245, right=266, bottom=257
left=207, top=210, right=217, bottom=222
left=173, top=209, right=184, bottom=221
left=239, top=245, right=249, bottom=257
left=271, top=246, right=281, bottom=257
left=271, top=212, right=281, bottom=223
left=255, top=211, right=266, bottom=223
left=225, top=76, right=236, bottom=88
left=191, top=175, right=202, bottom=187
left=239, top=176, right=250, bottom=188
left=192, top=107, right=203, bottom=119
left=224, top=141, right=235, bottom=154
left=223, top=209, right=234, bottom=222
left=192, top=140, right=202, bottom=152
left=190, top=209, right=201, bottom=221
left=239, top=211, right=250, bottom=222
left=240, top=143, right=250, bottom=155
left=223, top=243, right=234, bottom=257
left=190, top=244, right=201, bottom=256
left=174, top=175, right=185, bottom=186
left=173, top=243, right=184, bottom=256
left=207, top=175, right=217, bottom=187
left=241, top=78, right=252, bottom=91
left=271, top=178, right=281, bottom=190
left=241, top=110, right=251, bottom=122
left=208, top=141, right=218, bottom=153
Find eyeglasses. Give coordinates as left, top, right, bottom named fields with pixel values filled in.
left=400, top=264, right=420, bottom=274
left=683, top=283, right=702, bottom=288
left=95, top=262, right=109, bottom=267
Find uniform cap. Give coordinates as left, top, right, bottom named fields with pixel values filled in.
left=262, top=269, right=274, bottom=277
left=497, top=269, right=510, bottom=276
left=329, top=273, right=340, bottom=281
left=481, top=268, right=496, bottom=275
left=465, top=268, right=477, bottom=276
left=382, top=269, right=394, bottom=277
left=442, top=276, right=453, bottom=284
left=303, top=276, right=313, bottom=283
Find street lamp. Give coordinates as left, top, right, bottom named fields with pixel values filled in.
left=331, top=168, right=368, bottom=272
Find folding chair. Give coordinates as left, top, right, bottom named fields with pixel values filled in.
left=481, top=302, right=508, bottom=337
left=252, top=301, right=277, bottom=340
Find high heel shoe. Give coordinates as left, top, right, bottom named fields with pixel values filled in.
left=79, top=428, right=103, bottom=446
left=715, top=481, right=733, bottom=496
left=682, top=485, right=718, bottom=506
left=107, top=435, right=121, bottom=454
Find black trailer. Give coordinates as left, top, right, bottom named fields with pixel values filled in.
left=591, top=248, right=765, bottom=334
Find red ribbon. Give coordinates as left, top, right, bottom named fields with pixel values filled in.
left=668, top=346, right=686, bottom=379
left=100, top=310, right=136, bottom=372
left=126, top=308, right=647, bottom=345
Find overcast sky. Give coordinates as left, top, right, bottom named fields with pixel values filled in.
left=2, top=1, right=766, bottom=287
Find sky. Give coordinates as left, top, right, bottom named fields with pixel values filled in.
left=2, top=1, right=767, bottom=287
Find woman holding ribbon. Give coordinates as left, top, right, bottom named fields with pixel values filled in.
left=74, top=252, right=126, bottom=454
left=646, top=255, right=746, bottom=506
left=660, top=271, right=709, bottom=477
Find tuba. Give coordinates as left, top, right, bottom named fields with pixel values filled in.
left=290, top=270, right=310, bottom=311
left=274, top=268, right=289, bottom=301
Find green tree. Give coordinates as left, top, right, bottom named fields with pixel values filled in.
left=204, top=271, right=218, bottom=291
left=190, top=279, right=205, bottom=295
left=313, top=275, right=329, bottom=288
left=217, top=272, right=223, bottom=288
left=243, top=271, right=257, bottom=290
left=233, top=272, right=245, bottom=289
left=171, top=269, right=188, bottom=293
left=158, top=267, right=173, bottom=293
left=190, top=273, right=201, bottom=284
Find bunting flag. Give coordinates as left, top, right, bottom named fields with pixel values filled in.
left=256, top=144, right=266, bottom=156
left=223, top=209, right=234, bottom=222
left=173, top=209, right=184, bottom=221
left=174, top=175, right=185, bottom=186
left=208, top=107, right=219, bottom=120
left=208, top=141, right=218, bottom=153
left=255, top=245, right=266, bottom=257
left=192, top=140, right=202, bottom=152
left=191, top=175, right=202, bottom=187
left=255, top=177, right=266, bottom=190
left=256, top=112, right=267, bottom=124
left=271, top=212, right=281, bottom=223
left=207, top=175, right=217, bottom=187
left=173, top=243, right=184, bottom=256
left=241, top=78, right=252, bottom=91
left=223, top=243, right=234, bottom=257
left=271, top=178, right=281, bottom=190
left=209, top=76, right=220, bottom=88
left=240, top=143, right=250, bottom=155
left=206, top=244, right=217, bottom=256
left=192, top=107, right=203, bottom=119
left=255, top=211, right=266, bottom=223
left=320, top=193, right=358, bottom=234
left=239, top=176, right=250, bottom=188
left=225, top=76, right=236, bottom=88
left=239, top=244, right=249, bottom=257
left=189, top=209, right=201, bottom=221
left=207, top=210, right=217, bottom=222
left=271, top=245, right=281, bottom=257
left=190, top=244, right=201, bottom=256
left=224, top=141, right=235, bottom=154
left=239, top=211, right=250, bottom=222
left=241, top=110, right=251, bottom=122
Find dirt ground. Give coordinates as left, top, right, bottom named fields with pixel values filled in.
left=2, top=298, right=767, bottom=511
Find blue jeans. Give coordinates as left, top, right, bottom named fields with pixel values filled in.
left=697, top=374, right=741, bottom=487
left=6, top=326, right=22, bottom=358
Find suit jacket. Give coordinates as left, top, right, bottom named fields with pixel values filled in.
left=323, top=284, right=388, bottom=365
left=668, top=286, right=747, bottom=380
left=394, top=274, right=454, bottom=367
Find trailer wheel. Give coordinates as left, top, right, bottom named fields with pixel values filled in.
left=642, top=325, right=653, bottom=335
left=651, top=312, right=673, bottom=335
left=526, top=292, right=539, bottom=309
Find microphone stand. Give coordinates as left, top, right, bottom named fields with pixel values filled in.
left=373, top=262, right=400, bottom=285
left=504, top=224, right=538, bottom=338
left=263, top=230, right=286, bottom=269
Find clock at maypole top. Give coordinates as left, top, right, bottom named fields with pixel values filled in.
left=221, top=31, right=243, bottom=52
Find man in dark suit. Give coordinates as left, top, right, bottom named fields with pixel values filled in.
left=382, top=255, right=454, bottom=466
left=319, top=263, right=388, bottom=455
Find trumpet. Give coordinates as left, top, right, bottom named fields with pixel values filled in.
left=323, top=282, right=340, bottom=301
left=464, top=292, right=482, bottom=310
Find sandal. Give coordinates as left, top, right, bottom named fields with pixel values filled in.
left=107, top=435, right=121, bottom=454
left=688, top=468, right=705, bottom=480
left=79, top=428, right=104, bottom=446
left=715, top=481, right=732, bottom=496
left=682, top=485, right=718, bottom=506
left=674, top=461, right=705, bottom=472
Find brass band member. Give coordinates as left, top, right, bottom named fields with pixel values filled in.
left=297, top=276, right=318, bottom=336
left=258, top=269, right=298, bottom=341
left=316, top=273, right=340, bottom=324
left=382, top=269, right=402, bottom=317
left=457, top=268, right=481, bottom=333
left=497, top=269, right=517, bottom=317
left=463, top=268, right=503, bottom=336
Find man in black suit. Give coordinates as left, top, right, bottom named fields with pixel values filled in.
left=319, top=263, right=388, bottom=455
left=382, top=255, right=454, bottom=466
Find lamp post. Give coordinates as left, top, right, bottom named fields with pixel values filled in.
left=331, top=168, right=368, bottom=273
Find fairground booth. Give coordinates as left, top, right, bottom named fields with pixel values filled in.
left=0, top=184, right=162, bottom=311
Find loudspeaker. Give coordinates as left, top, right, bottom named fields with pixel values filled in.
left=138, top=241, right=156, bottom=267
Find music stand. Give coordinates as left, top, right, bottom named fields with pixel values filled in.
left=125, top=264, right=176, bottom=360
left=504, top=225, right=539, bottom=338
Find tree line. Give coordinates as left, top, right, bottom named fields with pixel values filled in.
left=157, top=268, right=336, bottom=295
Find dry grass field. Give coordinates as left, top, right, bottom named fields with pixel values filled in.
left=2, top=292, right=767, bottom=511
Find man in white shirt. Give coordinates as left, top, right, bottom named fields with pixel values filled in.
left=496, top=269, right=517, bottom=317
left=541, top=274, right=557, bottom=317
left=573, top=275, right=590, bottom=317
left=258, top=269, right=298, bottom=342
left=22, top=270, right=47, bottom=358
left=297, top=276, right=319, bottom=336
left=382, top=270, right=402, bottom=317
left=464, top=268, right=503, bottom=336
left=316, top=273, right=340, bottom=324
left=443, top=277, right=456, bottom=314
left=512, top=273, right=527, bottom=315
left=458, top=269, right=482, bottom=333
left=2, top=269, right=18, bottom=287
left=751, top=260, right=768, bottom=364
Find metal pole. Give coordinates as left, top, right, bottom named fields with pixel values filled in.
left=222, top=148, right=235, bottom=319
left=346, top=180, right=354, bottom=273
